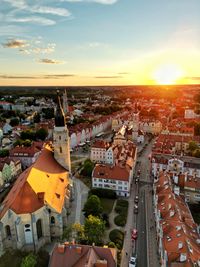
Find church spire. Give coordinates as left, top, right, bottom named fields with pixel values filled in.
left=63, top=89, right=69, bottom=114
left=55, top=90, right=66, bottom=127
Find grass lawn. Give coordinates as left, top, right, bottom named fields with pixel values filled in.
left=100, top=198, right=115, bottom=214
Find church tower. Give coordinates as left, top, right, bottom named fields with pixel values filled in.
left=63, top=89, right=69, bottom=115
left=53, top=91, right=71, bottom=173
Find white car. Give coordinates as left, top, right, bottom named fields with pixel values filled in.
left=129, top=256, right=137, bottom=267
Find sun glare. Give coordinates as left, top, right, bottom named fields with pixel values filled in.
left=153, top=64, right=184, bottom=85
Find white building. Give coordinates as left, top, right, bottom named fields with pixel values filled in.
left=92, top=164, right=131, bottom=197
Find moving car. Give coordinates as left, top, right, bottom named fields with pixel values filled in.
left=129, top=256, right=137, bottom=267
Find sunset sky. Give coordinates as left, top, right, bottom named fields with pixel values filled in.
left=0, top=0, right=200, bottom=86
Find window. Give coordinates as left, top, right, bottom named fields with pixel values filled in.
left=36, top=219, right=43, bottom=240
left=118, top=181, right=122, bottom=185
left=50, top=216, right=55, bottom=225
left=118, top=186, right=122, bottom=190
left=5, top=225, right=11, bottom=238
left=60, top=147, right=62, bottom=153
left=59, top=136, right=61, bottom=140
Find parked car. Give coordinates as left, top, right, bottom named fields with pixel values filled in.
left=134, top=196, right=139, bottom=203
left=129, top=256, right=137, bottom=267
left=131, top=229, right=138, bottom=240
left=4, top=183, right=10, bottom=188
left=134, top=205, right=138, bottom=214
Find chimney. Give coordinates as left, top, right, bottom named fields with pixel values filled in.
left=76, top=246, right=82, bottom=254
left=57, top=244, right=65, bottom=254
left=95, top=260, right=108, bottom=267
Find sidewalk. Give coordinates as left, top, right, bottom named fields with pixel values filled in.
left=120, top=184, right=137, bottom=267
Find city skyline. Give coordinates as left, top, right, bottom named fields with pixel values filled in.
left=1, top=0, right=200, bottom=86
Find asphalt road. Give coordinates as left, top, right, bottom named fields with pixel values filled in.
left=136, top=186, right=147, bottom=267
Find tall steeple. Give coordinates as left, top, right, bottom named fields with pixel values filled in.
left=55, top=90, right=65, bottom=127
left=62, top=89, right=69, bottom=115
left=53, top=90, right=71, bottom=173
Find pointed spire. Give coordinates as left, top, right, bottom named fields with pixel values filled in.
left=63, top=89, right=69, bottom=114
left=55, top=90, right=66, bottom=127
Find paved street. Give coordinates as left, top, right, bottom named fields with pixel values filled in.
left=121, top=138, right=160, bottom=267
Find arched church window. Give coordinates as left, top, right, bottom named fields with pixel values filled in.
left=5, top=225, right=11, bottom=238
left=60, top=147, right=62, bottom=153
left=36, top=219, right=43, bottom=240
left=50, top=216, right=55, bottom=225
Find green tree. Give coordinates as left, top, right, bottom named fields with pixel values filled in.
left=194, top=123, right=200, bottom=136
left=84, top=215, right=105, bottom=245
left=21, top=130, right=36, bottom=141
left=193, top=149, right=200, bottom=158
left=23, top=139, right=32, bottom=147
left=42, top=108, right=54, bottom=119
left=36, top=128, right=48, bottom=141
left=33, top=113, right=41, bottom=123
left=72, top=223, right=85, bottom=242
left=188, top=141, right=198, bottom=152
left=10, top=117, right=19, bottom=127
left=0, top=149, right=9, bottom=157
left=20, top=253, right=37, bottom=267
left=62, top=225, right=72, bottom=240
left=83, top=195, right=103, bottom=217
left=80, top=159, right=95, bottom=177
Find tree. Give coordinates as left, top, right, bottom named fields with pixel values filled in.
left=80, top=159, right=95, bottom=177
left=194, top=123, right=200, bottom=136
left=33, top=113, right=41, bottom=123
left=83, top=195, right=103, bottom=217
left=193, top=149, right=200, bottom=158
left=72, top=223, right=85, bottom=242
left=20, top=253, right=37, bottom=267
left=0, top=149, right=9, bottom=157
left=21, top=130, right=36, bottom=141
left=36, top=128, right=48, bottom=141
left=188, top=141, right=198, bottom=152
left=10, top=117, right=19, bottom=127
left=84, top=215, right=105, bottom=245
left=23, top=139, right=32, bottom=147
left=42, top=108, right=54, bottom=119
left=62, top=225, right=72, bottom=240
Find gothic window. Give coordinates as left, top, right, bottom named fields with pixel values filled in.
left=50, top=216, right=55, bottom=225
left=5, top=225, right=11, bottom=238
left=59, top=136, right=61, bottom=140
left=36, top=219, right=43, bottom=240
left=60, top=147, right=62, bottom=153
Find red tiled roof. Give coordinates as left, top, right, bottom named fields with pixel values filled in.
left=93, top=164, right=129, bottom=181
left=49, top=244, right=117, bottom=267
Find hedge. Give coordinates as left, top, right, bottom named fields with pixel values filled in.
left=109, top=229, right=124, bottom=249
left=114, top=215, right=126, bottom=227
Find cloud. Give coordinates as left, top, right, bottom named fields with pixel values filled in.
left=62, top=0, right=118, bottom=4
left=2, top=39, right=28, bottom=48
left=9, top=16, right=56, bottom=26
left=0, top=74, right=75, bottom=79
left=19, top=42, right=56, bottom=54
left=118, top=72, right=129, bottom=75
left=3, top=0, right=71, bottom=27
left=38, top=58, right=65, bottom=64
left=31, top=6, right=71, bottom=17
left=95, top=75, right=122, bottom=78
left=0, top=25, right=26, bottom=36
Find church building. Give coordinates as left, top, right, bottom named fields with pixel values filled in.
left=0, top=92, right=72, bottom=255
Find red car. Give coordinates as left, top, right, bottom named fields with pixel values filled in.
left=131, top=229, right=138, bottom=240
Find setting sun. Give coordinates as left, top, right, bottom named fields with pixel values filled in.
left=153, top=64, right=184, bottom=85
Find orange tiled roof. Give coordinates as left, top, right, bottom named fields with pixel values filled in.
left=93, top=164, right=129, bottom=181
left=49, top=243, right=117, bottom=267
left=0, top=144, right=69, bottom=219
